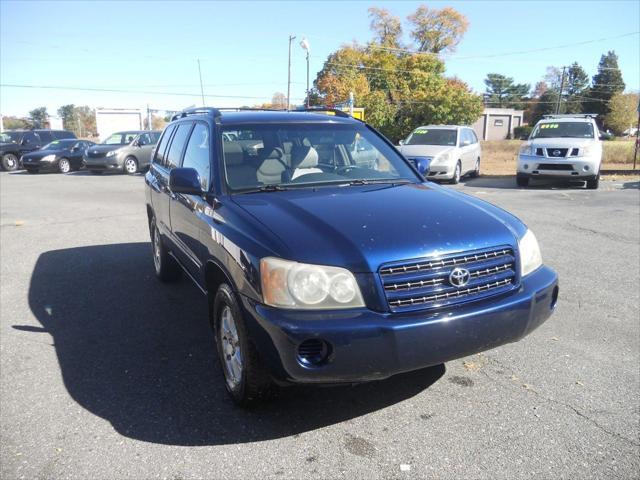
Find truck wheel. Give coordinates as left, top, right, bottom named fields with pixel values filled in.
left=1, top=153, right=19, bottom=171
left=586, top=175, right=599, bottom=190
left=124, top=156, right=138, bottom=175
left=151, top=221, right=181, bottom=282
left=516, top=175, right=529, bottom=187
left=213, top=283, right=272, bottom=406
left=58, top=158, right=71, bottom=173
left=450, top=161, right=461, bottom=184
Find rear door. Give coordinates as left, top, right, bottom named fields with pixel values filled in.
left=460, top=129, right=475, bottom=173
left=138, top=132, right=160, bottom=168
left=169, top=122, right=211, bottom=284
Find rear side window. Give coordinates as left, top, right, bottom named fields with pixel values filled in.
left=54, top=131, right=75, bottom=139
left=165, top=123, right=193, bottom=169
left=22, top=132, right=39, bottom=145
left=154, top=125, right=176, bottom=167
left=150, top=132, right=161, bottom=144
left=469, top=129, right=478, bottom=144
left=181, top=123, right=211, bottom=190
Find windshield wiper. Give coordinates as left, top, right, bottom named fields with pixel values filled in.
left=346, top=179, right=412, bottom=186
left=240, top=184, right=289, bottom=194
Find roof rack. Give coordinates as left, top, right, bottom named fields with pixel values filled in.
left=298, top=107, right=353, bottom=118
left=542, top=114, right=598, bottom=119
left=171, top=107, right=222, bottom=122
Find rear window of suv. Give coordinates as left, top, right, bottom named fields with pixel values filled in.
left=531, top=122, right=594, bottom=139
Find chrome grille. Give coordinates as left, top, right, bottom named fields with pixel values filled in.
left=380, top=246, right=518, bottom=312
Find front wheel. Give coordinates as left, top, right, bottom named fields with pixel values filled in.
left=124, top=156, right=138, bottom=175
left=450, top=161, right=461, bottom=184
left=1, top=153, right=19, bottom=171
left=58, top=158, right=71, bottom=173
left=214, top=283, right=272, bottom=406
left=586, top=175, right=599, bottom=190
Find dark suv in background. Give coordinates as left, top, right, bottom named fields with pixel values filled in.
left=0, top=129, right=77, bottom=171
left=145, top=107, right=558, bottom=406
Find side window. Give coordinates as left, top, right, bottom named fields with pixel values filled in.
left=150, top=132, right=161, bottom=144
left=22, top=132, right=38, bottom=145
left=165, top=123, right=193, bottom=170
left=138, top=133, right=151, bottom=145
left=469, top=129, right=478, bottom=144
left=154, top=125, right=176, bottom=167
left=37, top=131, right=53, bottom=144
left=182, top=123, right=211, bottom=191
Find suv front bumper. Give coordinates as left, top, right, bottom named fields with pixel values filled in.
left=242, top=265, right=558, bottom=384
left=517, top=154, right=600, bottom=178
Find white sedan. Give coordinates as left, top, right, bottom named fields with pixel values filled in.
left=398, top=125, right=482, bottom=184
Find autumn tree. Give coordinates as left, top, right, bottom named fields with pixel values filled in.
left=271, top=92, right=287, bottom=109
left=407, top=5, right=469, bottom=54
left=604, top=92, right=639, bottom=135
left=368, top=7, right=403, bottom=48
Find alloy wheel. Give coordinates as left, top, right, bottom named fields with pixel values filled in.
left=124, top=158, right=137, bottom=174
left=59, top=159, right=70, bottom=173
left=220, top=306, right=243, bottom=390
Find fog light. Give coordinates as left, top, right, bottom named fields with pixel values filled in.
left=583, top=165, right=590, bottom=171
left=297, top=339, right=331, bottom=366
left=523, top=164, right=529, bottom=170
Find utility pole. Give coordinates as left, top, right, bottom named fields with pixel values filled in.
left=287, top=34, right=296, bottom=110
left=555, top=66, right=567, bottom=114
left=147, top=104, right=152, bottom=130
left=300, top=38, right=310, bottom=108
left=633, top=99, right=639, bottom=169
left=197, top=59, right=205, bottom=106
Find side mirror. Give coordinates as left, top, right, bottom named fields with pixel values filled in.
left=462, top=139, right=471, bottom=146
left=398, top=139, right=405, bottom=146
left=409, top=157, right=431, bottom=176
left=169, top=167, right=203, bottom=195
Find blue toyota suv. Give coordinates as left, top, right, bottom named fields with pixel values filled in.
left=145, top=107, right=559, bottom=405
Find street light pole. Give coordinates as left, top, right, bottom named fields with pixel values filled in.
left=300, top=38, right=310, bottom=108
left=287, top=34, right=296, bottom=110
left=197, top=59, right=205, bottom=106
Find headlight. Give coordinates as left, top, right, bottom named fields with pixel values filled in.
left=519, top=144, right=533, bottom=156
left=260, top=257, right=365, bottom=310
left=41, top=154, right=56, bottom=162
left=518, top=229, right=543, bottom=277
left=580, top=145, right=594, bottom=156
left=106, top=150, right=118, bottom=157
left=434, top=152, right=450, bottom=163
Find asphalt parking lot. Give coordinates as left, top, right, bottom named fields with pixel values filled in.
left=1, top=170, right=638, bottom=479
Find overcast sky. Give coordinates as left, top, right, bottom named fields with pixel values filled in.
left=1, top=0, right=639, bottom=117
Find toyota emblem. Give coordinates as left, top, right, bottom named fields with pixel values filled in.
left=449, top=267, right=471, bottom=287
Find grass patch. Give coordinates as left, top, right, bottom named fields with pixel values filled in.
left=480, top=139, right=637, bottom=176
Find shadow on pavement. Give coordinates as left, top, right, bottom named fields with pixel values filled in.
left=23, top=243, right=444, bottom=446
left=458, top=176, right=591, bottom=190
left=622, top=181, right=639, bottom=189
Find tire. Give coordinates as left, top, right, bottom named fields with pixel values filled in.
left=516, top=174, right=529, bottom=187
left=151, top=220, right=181, bottom=282
left=586, top=175, right=599, bottom=190
left=450, top=161, right=461, bottom=184
left=123, top=156, right=138, bottom=175
left=213, top=283, right=272, bottom=406
left=1, top=153, right=19, bottom=171
left=470, top=158, right=480, bottom=178
left=90, top=170, right=103, bottom=175
left=58, top=158, right=71, bottom=174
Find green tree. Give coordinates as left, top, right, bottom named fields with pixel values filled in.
left=407, top=5, right=469, bottom=54
left=483, top=73, right=530, bottom=109
left=563, top=62, right=589, bottom=114
left=368, top=7, right=403, bottom=48
left=57, top=104, right=77, bottom=134
left=604, top=92, right=639, bottom=135
left=28, top=107, right=48, bottom=128
left=584, top=51, right=625, bottom=120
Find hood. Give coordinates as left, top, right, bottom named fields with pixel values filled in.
left=87, top=144, right=123, bottom=154
left=527, top=137, right=595, bottom=147
left=232, top=183, right=523, bottom=273
left=398, top=144, right=454, bottom=158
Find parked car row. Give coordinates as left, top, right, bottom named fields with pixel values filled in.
left=0, top=129, right=161, bottom=174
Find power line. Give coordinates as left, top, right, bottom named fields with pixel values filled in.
left=0, top=83, right=305, bottom=101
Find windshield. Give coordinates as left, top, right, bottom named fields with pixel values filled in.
left=0, top=132, right=22, bottom=143
left=42, top=140, right=75, bottom=151
left=102, top=132, right=138, bottom=145
left=531, top=122, right=594, bottom=139
left=405, top=128, right=457, bottom=146
left=221, top=123, right=419, bottom=192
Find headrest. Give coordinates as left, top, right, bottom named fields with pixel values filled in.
left=291, top=146, right=318, bottom=169
left=257, top=147, right=284, bottom=160
left=223, top=142, right=244, bottom=165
